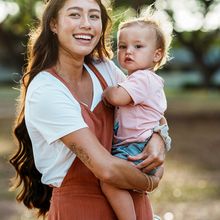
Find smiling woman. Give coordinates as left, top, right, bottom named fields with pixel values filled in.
left=9, top=0, right=166, bottom=219
left=49, top=0, right=103, bottom=57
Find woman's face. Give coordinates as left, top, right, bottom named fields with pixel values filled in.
left=51, top=0, right=102, bottom=58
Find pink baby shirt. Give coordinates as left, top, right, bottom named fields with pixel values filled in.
left=113, top=69, right=167, bottom=145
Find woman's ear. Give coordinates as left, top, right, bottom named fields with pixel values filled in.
left=50, top=18, right=57, bottom=34
left=154, top=48, right=163, bottom=63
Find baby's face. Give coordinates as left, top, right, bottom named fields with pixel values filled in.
left=117, top=24, right=162, bottom=75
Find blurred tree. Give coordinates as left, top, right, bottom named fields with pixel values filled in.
left=113, top=0, right=155, bottom=12
left=113, top=0, right=220, bottom=88
left=0, top=0, right=39, bottom=71
left=165, top=0, right=220, bottom=88
left=0, top=0, right=220, bottom=88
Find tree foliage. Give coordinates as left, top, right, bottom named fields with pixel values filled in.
left=165, top=0, right=220, bottom=87
left=114, top=0, right=220, bottom=87
left=0, top=0, right=39, bottom=69
left=0, top=0, right=220, bottom=87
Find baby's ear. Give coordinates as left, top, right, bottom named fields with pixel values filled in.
left=154, top=48, right=163, bottom=63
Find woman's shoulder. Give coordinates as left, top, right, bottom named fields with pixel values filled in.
left=27, top=70, right=72, bottom=99
left=28, top=71, right=55, bottom=89
left=92, top=59, right=126, bottom=85
left=92, top=58, right=118, bottom=70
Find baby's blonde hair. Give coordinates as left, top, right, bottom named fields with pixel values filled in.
left=118, top=6, right=173, bottom=70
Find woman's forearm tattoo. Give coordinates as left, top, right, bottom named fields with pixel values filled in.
left=70, top=142, right=93, bottom=168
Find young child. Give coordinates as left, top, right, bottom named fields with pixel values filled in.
left=101, top=8, right=173, bottom=220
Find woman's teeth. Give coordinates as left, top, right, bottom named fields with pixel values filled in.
left=74, top=35, right=92, bottom=40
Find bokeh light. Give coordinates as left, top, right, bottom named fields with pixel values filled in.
left=164, top=212, right=174, bottom=220
left=0, top=1, right=19, bottom=23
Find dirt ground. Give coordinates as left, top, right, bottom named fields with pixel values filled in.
left=0, top=87, right=220, bottom=220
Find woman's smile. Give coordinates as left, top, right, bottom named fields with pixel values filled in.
left=73, top=33, right=94, bottom=44
left=52, top=0, right=102, bottom=56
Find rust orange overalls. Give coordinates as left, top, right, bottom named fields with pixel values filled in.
left=47, top=63, right=153, bottom=220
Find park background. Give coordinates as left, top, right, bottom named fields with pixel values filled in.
left=0, top=0, right=220, bottom=219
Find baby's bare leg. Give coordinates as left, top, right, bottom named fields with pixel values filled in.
left=101, top=181, right=136, bottom=220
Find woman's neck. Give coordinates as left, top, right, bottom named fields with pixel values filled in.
left=55, top=53, right=85, bottom=83
left=55, top=53, right=93, bottom=107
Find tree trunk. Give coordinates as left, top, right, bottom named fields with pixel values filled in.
left=0, top=25, right=26, bottom=70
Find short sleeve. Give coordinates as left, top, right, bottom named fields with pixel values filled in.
left=94, top=59, right=126, bottom=86
left=109, top=60, right=126, bottom=84
left=26, top=83, right=88, bottom=145
left=118, top=70, right=151, bottom=105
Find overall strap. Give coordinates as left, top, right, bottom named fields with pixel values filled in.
left=47, top=63, right=109, bottom=103
left=86, top=62, right=108, bottom=90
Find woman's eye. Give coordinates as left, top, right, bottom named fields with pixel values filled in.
left=90, top=14, right=100, bottom=19
left=70, top=13, right=80, bottom=18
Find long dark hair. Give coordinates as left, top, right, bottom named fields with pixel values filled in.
left=9, top=0, right=112, bottom=217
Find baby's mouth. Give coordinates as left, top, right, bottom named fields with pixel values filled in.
left=125, top=57, right=133, bottom=62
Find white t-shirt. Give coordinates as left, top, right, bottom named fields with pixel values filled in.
left=25, top=60, right=125, bottom=187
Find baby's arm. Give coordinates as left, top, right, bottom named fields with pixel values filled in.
left=102, top=86, right=133, bottom=106
left=159, top=116, right=167, bottom=125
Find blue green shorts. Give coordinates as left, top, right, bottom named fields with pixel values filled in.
left=112, top=138, right=157, bottom=175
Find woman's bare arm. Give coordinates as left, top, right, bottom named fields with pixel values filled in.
left=61, top=128, right=162, bottom=191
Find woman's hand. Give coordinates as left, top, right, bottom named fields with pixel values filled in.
left=127, top=133, right=166, bottom=173
left=145, top=165, right=164, bottom=192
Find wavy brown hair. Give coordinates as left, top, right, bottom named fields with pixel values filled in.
left=9, top=0, right=112, bottom=217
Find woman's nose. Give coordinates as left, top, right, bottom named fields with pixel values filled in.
left=80, top=16, right=91, bottom=29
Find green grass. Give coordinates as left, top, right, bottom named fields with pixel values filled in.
left=0, top=85, right=19, bottom=101
left=164, top=88, right=220, bottom=117
left=152, top=164, right=220, bottom=203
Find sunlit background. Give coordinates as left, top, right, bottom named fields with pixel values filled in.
left=0, top=0, right=220, bottom=220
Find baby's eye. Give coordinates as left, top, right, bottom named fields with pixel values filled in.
left=118, top=45, right=126, bottom=49
left=135, top=45, right=143, bottom=49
